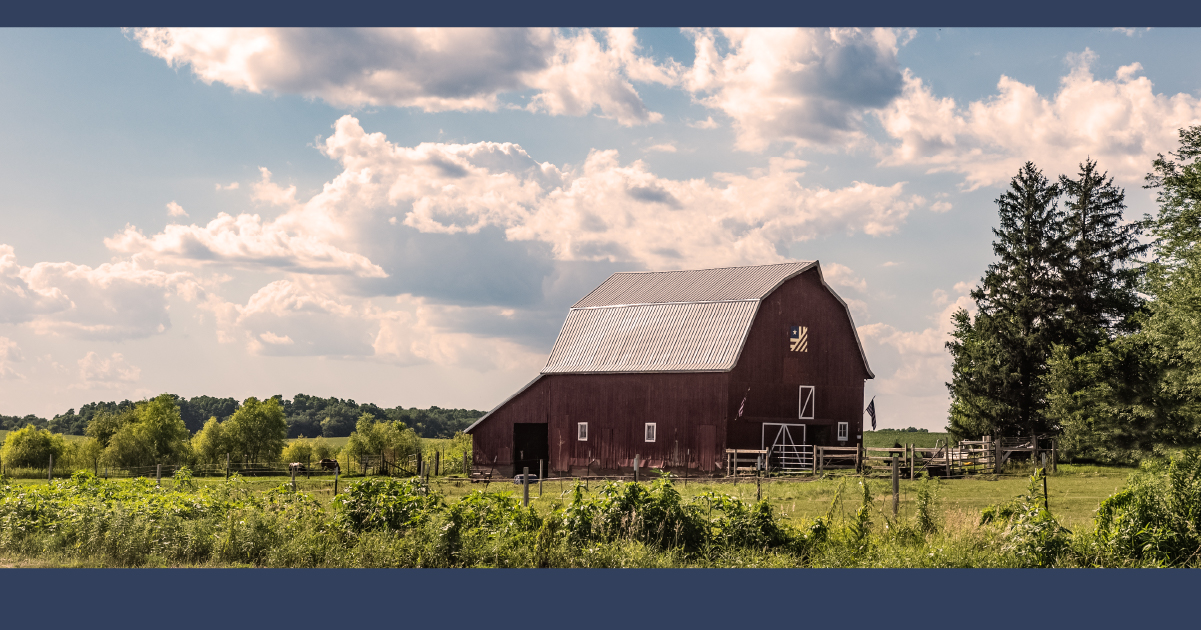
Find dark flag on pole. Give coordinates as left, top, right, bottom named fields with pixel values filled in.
left=737, top=388, right=750, bottom=419
left=866, top=397, right=876, bottom=430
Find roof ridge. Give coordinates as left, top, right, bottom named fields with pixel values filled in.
left=608, top=261, right=814, bottom=275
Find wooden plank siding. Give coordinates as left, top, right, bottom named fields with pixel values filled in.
left=469, top=263, right=870, bottom=477
left=726, top=268, right=869, bottom=450
left=474, top=372, right=728, bottom=477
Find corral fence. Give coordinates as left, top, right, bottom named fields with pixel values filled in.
left=721, top=435, right=1057, bottom=480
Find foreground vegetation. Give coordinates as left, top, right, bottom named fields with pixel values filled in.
left=2, top=449, right=1196, bottom=568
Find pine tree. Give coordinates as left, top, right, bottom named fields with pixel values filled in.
left=1059, top=159, right=1147, bottom=348
left=947, top=162, right=1067, bottom=439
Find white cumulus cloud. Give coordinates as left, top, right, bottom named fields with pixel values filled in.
left=77, top=351, right=141, bottom=387
left=685, top=28, right=907, bottom=152
left=129, top=27, right=678, bottom=126
left=112, top=115, right=921, bottom=280
left=878, top=50, right=1201, bottom=190
left=0, top=337, right=23, bottom=380
left=166, top=201, right=189, bottom=218
left=1, top=245, right=201, bottom=340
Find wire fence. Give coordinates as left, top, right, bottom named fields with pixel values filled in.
left=2, top=447, right=475, bottom=482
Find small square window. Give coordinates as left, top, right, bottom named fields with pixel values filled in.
left=645, top=423, right=656, bottom=442
left=837, top=422, right=849, bottom=441
left=577, top=422, right=588, bottom=441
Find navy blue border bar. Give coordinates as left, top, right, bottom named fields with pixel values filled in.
left=4, top=0, right=1201, bottom=27
left=0, top=568, right=1197, bottom=626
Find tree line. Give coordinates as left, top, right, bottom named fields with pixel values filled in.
left=2, top=394, right=484, bottom=439
left=947, top=125, right=1201, bottom=463
left=1, top=393, right=467, bottom=472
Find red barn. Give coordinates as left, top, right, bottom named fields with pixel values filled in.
left=465, top=261, right=873, bottom=477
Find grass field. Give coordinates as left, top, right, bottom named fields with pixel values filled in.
left=7, top=463, right=1131, bottom=531
left=0, top=429, right=88, bottom=444
left=10, top=432, right=900, bottom=449
left=864, top=430, right=952, bottom=448
left=283, top=436, right=454, bottom=448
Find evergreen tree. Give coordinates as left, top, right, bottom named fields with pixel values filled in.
left=947, top=162, right=1067, bottom=439
left=1059, top=159, right=1147, bottom=347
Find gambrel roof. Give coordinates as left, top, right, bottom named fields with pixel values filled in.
left=571, top=262, right=817, bottom=308
left=542, top=261, right=871, bottom=376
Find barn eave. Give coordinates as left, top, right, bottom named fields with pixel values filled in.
left=464, top=374, right=543, bottom=434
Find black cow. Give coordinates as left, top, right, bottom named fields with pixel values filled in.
left=318, top=458, right=340, bottom=472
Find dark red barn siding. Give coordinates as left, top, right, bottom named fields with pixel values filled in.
left=469, top=377, right=548, bottom=472
left=726, top=267, right=870, bottom=450
left=468, top=262, right=871, bottom=477
left=473, top=373, right=728, bottom=477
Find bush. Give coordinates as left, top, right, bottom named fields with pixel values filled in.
left=1090, top=449, right=1201, bottom=566
left=280, top=437, right=314, bottom=465
left=980, top=469, right=1070, bottom=567
left=1, top=425, right=66, bottom=469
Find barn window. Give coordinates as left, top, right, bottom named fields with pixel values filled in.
left=799, top=386, right=815, bottom=420
left=837, top=422, right=849, bottom=441
left=577, top=422, right=588, bottom=441
left=645, top=423, right=656, bottom=442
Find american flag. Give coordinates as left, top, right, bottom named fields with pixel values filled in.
left=866, top=397, right=876, bottom=430
left=737, top=388, right=750, bottom=419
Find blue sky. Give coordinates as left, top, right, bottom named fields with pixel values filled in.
left=2, top=27, right=1199, bottom=430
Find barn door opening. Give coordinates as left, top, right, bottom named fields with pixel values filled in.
left=762, top=423, right=812, bottom=473
left=513, top=423, right=549, bottom=478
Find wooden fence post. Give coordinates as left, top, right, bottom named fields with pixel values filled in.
left=1043, top=471, right=1049, bottom=511
left=435, top=450, right=440, bottom=477
left=291, top=464, right=296, bottom=491
left=539, top=459, right=543, bottom=497
left=156, top=463, right=161, bottom=487
left=48, top=453, right=53, bottom=482
left=225, top=453, right=230, bottom=480
left=684, top=449, right=689, bottom=488
left=523, top=466, right=530, bottom=507
left=891, top=454, right=899, bottom=517
left=334, top=466, right=339, bottom=495
left=634, top=454, right=640, bottom=482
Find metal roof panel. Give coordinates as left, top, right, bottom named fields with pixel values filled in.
left=542, top=301, right=760, bottom=373
left=573, top=261, right=816, bottom=307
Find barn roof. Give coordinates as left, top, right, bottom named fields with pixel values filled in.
left=572, top=261, right=816, bottom=307
left=542, top=300, right=760, bottom=373
left=542, top=261, right=873, bottom=376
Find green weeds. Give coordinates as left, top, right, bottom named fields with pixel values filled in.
left=3, top=453, right=1201, bottom=567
